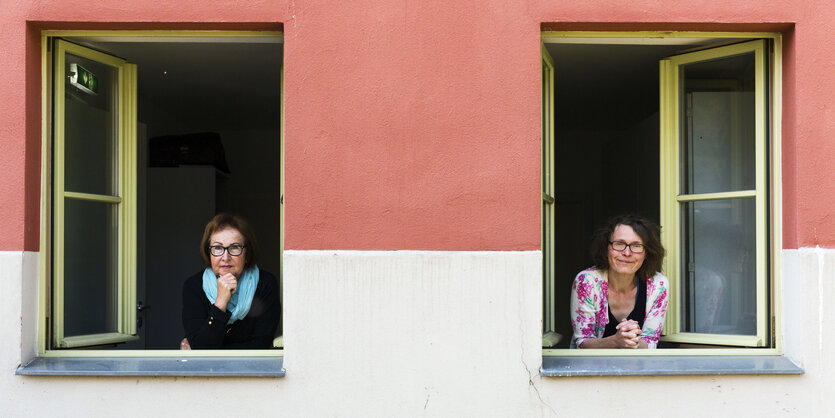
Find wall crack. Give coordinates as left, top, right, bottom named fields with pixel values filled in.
left=519, top=286, right=557, bottom=416
left=521, top=352, right=555, bottom=416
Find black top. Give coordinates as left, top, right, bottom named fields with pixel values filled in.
left=182, top=269, right=281, bottom=349
left=602, top=278, right=647, bottom=338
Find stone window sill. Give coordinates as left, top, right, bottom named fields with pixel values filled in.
left=16, top=356, right=285, bottom=377
left=541, top=355, right=802, bottom=376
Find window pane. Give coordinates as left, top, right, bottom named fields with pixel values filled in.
left=681, top=198, right=757, bottom=335
left=681, top=52, right=755, bottom=195
left=64, top=53, right=118, bottom=195
left=63, top=198, right=118, bottom=337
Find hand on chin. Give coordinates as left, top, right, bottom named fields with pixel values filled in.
left=216, top=267, right=239, bottom=279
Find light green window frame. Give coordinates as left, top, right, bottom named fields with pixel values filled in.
left=659, top=40, right=770, bottom=347
left=51, top=39, right=138, bottom=348
left=39, top=30, right=284, bottom=358
left=541, top=43, right=557, bottom=344
left=541, top=31, right=782, bottom=356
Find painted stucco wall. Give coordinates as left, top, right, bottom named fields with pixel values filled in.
left=2, top=0, right=835, bottom=416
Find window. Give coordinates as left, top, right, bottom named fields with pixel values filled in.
left=541, top=33, right=782, bottom=355
left=660, top=40, right=770, bottom=347
left=33, top=31, right=284, bottom=366
left=51, top=40, right=138, bottom=348
left=541, top=44, right=557, bottom=344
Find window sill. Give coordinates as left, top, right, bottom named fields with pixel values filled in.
left=541, top=355, right=803, bottom=377
left=16, top=356, right=285, bottom=377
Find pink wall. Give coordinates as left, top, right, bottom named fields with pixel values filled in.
left=2, top=0, right=833, bottom=251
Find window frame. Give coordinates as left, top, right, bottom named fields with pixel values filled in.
left=51, top=38, right=139, bottom=349
left=541, top=43, right=557, bottom=343
left=540, top=31, right=785, bottom=359
left=660, top=39, right=769, bottom=347
left=35, top=29, right=286, bottom=362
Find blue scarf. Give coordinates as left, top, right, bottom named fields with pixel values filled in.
left=202, top=265, right=260, bottom=325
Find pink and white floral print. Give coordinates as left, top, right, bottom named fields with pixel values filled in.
left=569, top=267, right=669, bottom=349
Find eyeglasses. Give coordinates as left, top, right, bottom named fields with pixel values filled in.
left=209, top=245, right=246, bottom=257
left=609, top=241, right=645, bottom=254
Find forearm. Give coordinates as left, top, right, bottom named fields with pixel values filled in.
left=222, top=335, right=273, bottom=349
left=182, top=277, right=231, bottom=349
left=183, top=305, right=231, bottom=349
left=231, top=286, right=281, bottom=349
left=216, top=308, right=279, bottom=349
left=580, top=322, right=648, bottom=349
left=581, top=336, right=648, bottom=349
left=641, top=274, right=670, bottom=349
left=578, top=336, right=617, bottom=349
left=228, top=272, right=281, bottom=349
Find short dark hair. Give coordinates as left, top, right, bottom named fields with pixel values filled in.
left=200, top=213, right=259, bottom=270
left=590, top=214, right=665, bottom=279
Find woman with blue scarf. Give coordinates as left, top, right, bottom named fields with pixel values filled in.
left=180, top=213, right=280, bottom=349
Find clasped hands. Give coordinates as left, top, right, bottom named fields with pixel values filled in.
left=611, top=319, right=643, bottom=348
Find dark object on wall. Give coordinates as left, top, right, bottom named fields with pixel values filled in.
left=149, top=132, right=231, bottom=174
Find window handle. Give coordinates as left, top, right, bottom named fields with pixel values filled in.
left=137, top=302, right=151, bottom=312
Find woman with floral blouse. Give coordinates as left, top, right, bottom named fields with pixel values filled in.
left=570, top=215, right=668, bottom=349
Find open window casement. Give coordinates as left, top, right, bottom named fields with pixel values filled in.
left=541, top=44, right=558, bottom=347
left=52, top=39, right=138, bottom=348
left=659, top=39, right=769, bottom=347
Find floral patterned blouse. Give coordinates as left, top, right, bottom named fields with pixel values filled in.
left=569, top=267, right=669, bottom=349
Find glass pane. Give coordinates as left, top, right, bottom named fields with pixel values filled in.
left=63, top=198, right=118, bottom=337
left=681, top=52, right=755, bottom=194
left=63, top=53, right=118, bottom=195
left=680, top=198, right=757, bottom=335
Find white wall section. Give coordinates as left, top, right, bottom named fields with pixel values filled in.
left=1, top=249, right=834, bottom=416
left=283, top=250, right=544, bottom=416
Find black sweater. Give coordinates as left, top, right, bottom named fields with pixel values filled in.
left=182, top=269, right=281, bottom=349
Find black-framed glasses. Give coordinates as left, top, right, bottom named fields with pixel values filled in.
left=209, top=245, right=246, bottom=257
left=609, top=241, right=645, bottom=254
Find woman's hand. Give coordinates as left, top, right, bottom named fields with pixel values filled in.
left=578, top=319, right=646, bottom=349
left=613, top=319, right=643, bottom=348
left=214, top=273, right=238, bottom=311
left=180, top=337, right=191, bottom=350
